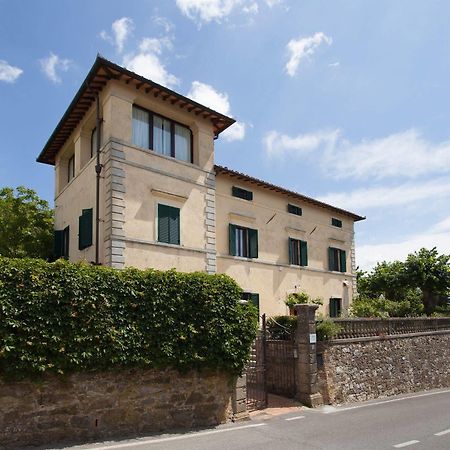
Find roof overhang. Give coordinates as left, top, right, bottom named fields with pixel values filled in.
left=215, top=165, right=366, bottom=222
left=37, top=55, right=236, bottom=165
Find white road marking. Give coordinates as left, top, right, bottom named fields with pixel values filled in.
left=79, top=423, right=267, bottom=450
left=285, top=415, right=305, bottom=421
left=322, top=389, right=450, bottom=414
left=393, top=440, right=420, bottom=448
left=434, top=428, right=450, bottom=436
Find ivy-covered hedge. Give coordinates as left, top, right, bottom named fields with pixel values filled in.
left=0, top=257, right=258, bottom=379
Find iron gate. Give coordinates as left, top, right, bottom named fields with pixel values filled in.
left=246, top=314, right=298, bottom=411
left=245, top=314, right=268, bottom=411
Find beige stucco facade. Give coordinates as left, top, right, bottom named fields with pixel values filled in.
left=42, top=57, right=363, bottom=318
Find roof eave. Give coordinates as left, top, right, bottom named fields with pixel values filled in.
left=36, top=55, right=236, bottom=166
left=214, top=165, right=366, bottom=222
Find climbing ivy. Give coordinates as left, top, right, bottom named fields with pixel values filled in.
left=0, top=257, right=258, bottom=379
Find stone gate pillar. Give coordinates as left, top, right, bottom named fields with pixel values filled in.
left=294, top=304, right=323, bottom=407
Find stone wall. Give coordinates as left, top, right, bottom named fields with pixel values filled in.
left=0, top=368, right=236, bottom=449
left=317, top=331, right=450, bottom=404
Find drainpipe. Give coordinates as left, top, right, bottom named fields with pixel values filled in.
left=95, top=93, right=102, bottom=265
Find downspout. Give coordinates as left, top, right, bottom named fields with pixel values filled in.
left=95, top=93, right=102, bottom=265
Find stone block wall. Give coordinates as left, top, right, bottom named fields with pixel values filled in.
left=0, top=368, right=235, bottom=448
left=317, top=331, right=450, bottom=404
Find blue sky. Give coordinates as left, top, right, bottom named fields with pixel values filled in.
left=1, top=0, right=449, bottom=269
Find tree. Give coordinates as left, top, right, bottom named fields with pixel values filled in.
left=356, top=248, right=450, bottom=316
left=0, top=186, right=53, bottom=260
left=403, top=248, right=450, bottom=316
left=357, top=261, right=412, bottom=302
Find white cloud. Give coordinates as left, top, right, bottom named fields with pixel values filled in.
left=329, top=61, right=340, bottom=67
left=0, top=60, right=23, bottom=83
left=152, top=15, right=174, bottom=33
left=325, top=128, right=450, bottom=180
left=101, top=18, right=177, bottom=88
left=318, top=178, right=450, bottom=211
left=101, top=17, right=134, bottom=53
left=243, top=2, right=259, bottom=14
left=39, top=53, right=72, bottom=83
left=285, top=32, right=332, bottom=76
left=176, top=0, right=242, bottom=23
left=357, top=228, right=450, bottom=271
left=263, top=129, right=339, bottom=159
left=139, top=37, right=172, bottom=54
left=430, top=216, right=450, bottom=234
left=188, top=80, right=231, bottom=114
left=264, top=127, right=450, bottom=180
left=265, top=0, right=282, bottom=6
left=123, top=47, right=179, bottom=88
left=187, top=80, right=246, bottom=141
left=222, top=122, right=246, bottom=141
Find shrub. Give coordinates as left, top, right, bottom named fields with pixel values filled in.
left=316, top=319, right=342, bottom=341
left=350, top=294, right=424, bottom=318
left=266, top=315, right=340, bottom=341
left=267, top=315, right=297, bottom=339
left=0, top=257, right=258, bottom=379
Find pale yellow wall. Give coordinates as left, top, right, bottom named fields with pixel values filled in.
left=54, top=155, right=103, bottom=263
left=215, top=174, right=355, bottom=317
left=119, top=146, right=212, bottom=271
left=52, top=76, right=359, bottom=318
left=53, top=78, right=216, bottom=272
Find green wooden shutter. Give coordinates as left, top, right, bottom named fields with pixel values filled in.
left=78, top=208, right=93, bottom=250
left=340, top=250, right=347, bottom=273
left=158, top=204, right=170, bottom=244
left=62, top=226, right=70, bottom=258
left=300, top=240, right=308, bottom=266
left=250, top=293, right=260, bottom=312
left=229, top=224, right=236, bottom=256
left=249, top=228, right=258, bottom=258
left=158, top=204, right=180, bottom=244
left=169, top=206, right=180, bottom=245
left=54, top=230, right=64, bottom=258
left=330, top=298, right=336, bottom=317
left=328, top=247, right=334, bottom=271
left=288, top=238, right=293, bottom=264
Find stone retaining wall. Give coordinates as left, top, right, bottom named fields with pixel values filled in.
left=317, top=331, right=450, bottom=404
left=0, top=368, right=235, bottom=449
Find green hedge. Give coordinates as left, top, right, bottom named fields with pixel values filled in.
left=267, top=315, right=342, bottom=341
left=0, top=257, right=258, bottom=379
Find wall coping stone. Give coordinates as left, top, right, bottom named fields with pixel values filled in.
left=322, top=329, right=450, bottom=346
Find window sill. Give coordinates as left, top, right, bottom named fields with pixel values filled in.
left=126, top=142, right=196, bottom=169
left=229, top=255, right=258, bottom=261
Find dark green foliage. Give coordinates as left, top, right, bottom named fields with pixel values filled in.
left=0, top=187, right=53, bottom=260
left=404, top=248, right=450, bottom=315
left=267, top=315, right=340, bottom=341
left=316, top=320, right=342, bottom=341
left=351, top=294, right=424, bottom=318
left=0, top=258, right=258, bottom=379
left=356, top=248, right=450, bottom=316
left=267, top=315, right=297, bottom=340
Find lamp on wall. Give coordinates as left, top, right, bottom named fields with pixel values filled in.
left=343, top=279, right=349, bottom=287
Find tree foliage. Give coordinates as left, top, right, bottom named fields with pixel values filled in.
left=355, top=247, right=450, bottom=316
left=0, top=187, right=53, bottom=260
left=0, top=258, right=258, bottom=379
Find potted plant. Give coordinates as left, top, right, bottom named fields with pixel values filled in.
left=285, top=291, right=310, bottom=315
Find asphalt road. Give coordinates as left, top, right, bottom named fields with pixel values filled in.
left=60, top=388, right=450, bottom=450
